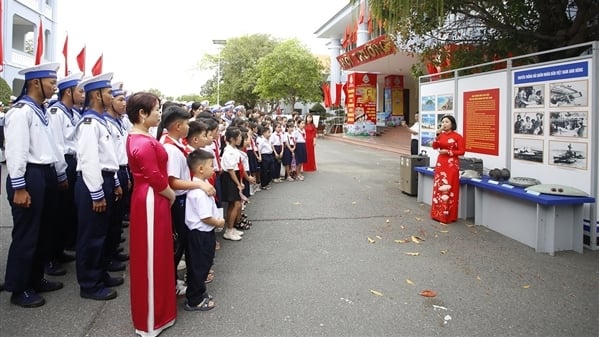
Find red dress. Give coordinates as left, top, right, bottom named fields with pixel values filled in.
left=126, top=134, right=176, bottom=337
left=303, top=122, right=317, bottom=171
left=430, top=131, right=465, bottom=223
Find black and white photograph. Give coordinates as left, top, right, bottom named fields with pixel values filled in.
left=549, top=80, right=588, bottom=107
left=514, top=85, right=545, bottom=108
left=513, top=138, right=544, bottom=163
left=549, top=141, right=587, bottom=170
left=549, top=111, right=588, bottom=138
left=514, top=111, right=544, bottom=135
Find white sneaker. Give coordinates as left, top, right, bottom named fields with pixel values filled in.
left=223, top=230, right=242, bottom=241
left=177, top=260, right=186, bottom=271
left=176, top=279, right=187, bottom=296
left=233, top=228, right=244, bottom=236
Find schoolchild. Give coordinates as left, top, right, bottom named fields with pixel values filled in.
left=256, top=126, right=275, bottom=190
left=184, top=149, right=224, bottom=311
left=247, top=121, right=261, bottom=193
left=45, top=72, right=84, bottom=276
left=185, top=120, right=210, bottom=153
left=75, top=73, right=124, bottom=301
left=236, top=128, right=254, bottom=230
left=104, top=81, right=131, bottom=270
left=220, top=126, right=245, bottom=241
left=292, top=119, right=308, bottom=181
left=157, top=105, right=215, bottom=296
left=4, top=63, right=67, bottom=307
left=198, top=117, right=224, bottom=207
left=270, top=122, right=285, bottom=182
left=282, top=120, right=296, bottom=182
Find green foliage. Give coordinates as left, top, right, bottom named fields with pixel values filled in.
left=254, top=39, right=324, bottom=109
left=177, top=94, right=204, bottom=103
left=0, top=77, right=12, bottom=106
left=361, top=0, right=599, bottom=71
left=147, top=88, right=163, bottom=98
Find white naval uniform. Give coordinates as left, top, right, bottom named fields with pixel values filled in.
left=5, top=98, right=67, bottom=188
left=48, top=102, right=81, bottom=157
left=105, top=114, right=128, bottom=167
left=75, top=111, right=120, bottom=200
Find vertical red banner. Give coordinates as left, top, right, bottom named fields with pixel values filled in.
left=463, top=88, right=500, bottom=155
left=346, top=73, right=377, bottom=124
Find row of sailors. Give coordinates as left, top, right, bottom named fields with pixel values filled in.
left=3, top=62, right=132, bottom=307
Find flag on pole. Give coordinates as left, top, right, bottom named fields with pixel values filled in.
left=34, top=18, right=44, bottom=65
left=91, top=53, right=103, bottom=76
left=0, top=1, right=4, bottom=72
left=358, top=1, right=365, bottom=24
left=62, top=34, right=69, bottom=76
left=76, top=46, right=86, bottom=74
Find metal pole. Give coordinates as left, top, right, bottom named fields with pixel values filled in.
left=217, top=55, right=220, bottom=106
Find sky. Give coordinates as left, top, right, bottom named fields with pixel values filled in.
left=56, top=0, right=349, bottom=97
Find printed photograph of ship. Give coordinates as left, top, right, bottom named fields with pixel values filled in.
left=549, top=80, right=587, bottom=107
left=513, top=138, right=544, bottom=163
left=514, top=85, right=545, bottom=108
left=549, top=111, right=588, bottom=138
left=437, top=94, right=454, bottom=111
left=549, top=141, right=587, bottom=170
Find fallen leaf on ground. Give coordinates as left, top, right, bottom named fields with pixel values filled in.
left=467, top=224, right=475, bottom=227
left=419, top=290, right=437, bottom=297
left=411, top=236, right=421, bottom=244
left=370, top=290, right=384, bottom=296
left=522, top=284, right=530, bottom=289
left=352, top=201, right=357, bottom=205
left=375, top=235, right=383, bottom=240
left=405, top=252, right=420, bottom=256
left=415, top=217, right=423, bottom=221
left=439, top=230, right=449, bottom=233
left=293, top=202, right=301, bottom=205
left=406, top=279, right=415, bottom=286
left=404, top=209, right=411, bottom=213
left=385, top=219, right=391, bottom=223
left=476, top=276, right=481, bottom=281
left=440, top=250, right=448, bottom=255
left=414, top=235, right=426, bottom=241
left=367, top=237, right=375, bottom=244
left=400, top=225, right=406, bottom=229
left=394, top=239, right=409, bottom=243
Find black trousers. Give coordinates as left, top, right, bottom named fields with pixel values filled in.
left=410, top=139, right=419, bottom=155
left=4, top=164, right=58, bottom=293
left=260, top=153, right=275, bottom=187
left=186, top=229, right=215, bottom=306
left=48, top=154, right=78, bottom=261
left=105, top=167, right=129, bottom=261
left=75, top=172, right=115, bottom=292
left=172, top=194, right=188, bottom=280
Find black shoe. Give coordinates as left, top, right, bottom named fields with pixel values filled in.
left=57, top=252, right=76, bottom=263
left=34, top=279, right=64, bottom=293
left=80, top=287, right=117, bottom=301
left=44, top=261, right=66, bottom=276
left=10, top=290, right=45, bottom=308
left=104, top=276, right=124, bottom=287
left=119, top=236, right=126, bottom=243
left=112, top=252, right=129, bottom=262
left=107, top=260, right=126, bottom=272
left=116, top=246, right=124, bottom=253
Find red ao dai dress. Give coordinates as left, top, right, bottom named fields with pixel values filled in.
left=430, top=130, right=465, bottom=224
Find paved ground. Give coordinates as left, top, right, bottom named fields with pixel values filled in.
left=0, top=133, right=598, bottom=337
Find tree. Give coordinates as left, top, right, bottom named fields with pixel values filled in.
left=254, top=39, right=324, bottom=109
left=0, top=77, right=12, bottom=106
left=146, top=88, right=163, bottom=98
left=362, top=0, right=599, bottom=71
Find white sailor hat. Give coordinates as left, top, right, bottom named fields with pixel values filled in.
left=18, top=62, right=60, bottom=80
left=79, top=72, right=114, bottom=92
left=57, top=72, right=84, bottom=91
left=222, top=104, right=234, bottom=112
left=111, top=81, right=124, bottom=97
left=201, top=100, right=209, bottom=107
left=210, top=105, right=221, bottom=113
left=224, top=100, right=235, bottom=106
left=233, top=105, right=245, bottom=112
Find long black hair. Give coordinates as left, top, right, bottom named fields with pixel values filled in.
left=155, top=105, right=190, bottom=141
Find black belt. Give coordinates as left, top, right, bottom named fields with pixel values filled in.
left=175, top=194, right=187, bottom=200
left=119, top=165, right=128, bottom=170
left=27, top=163, right=52, bottom=168
left=65, top=154, right=76, bottom=159
left=102, top=170, right=116, bottom=177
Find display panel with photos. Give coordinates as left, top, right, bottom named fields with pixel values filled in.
left=514, top=85, right=545, bottom=108
left=549, top=111, right=588, bottom=138
left=514, top=111, right=544, bottom=136
left=513, top=138, right=544, bottom=163
left=549, top=140, right=587, bottom=170
left=549, top=80, right=588, bottom=107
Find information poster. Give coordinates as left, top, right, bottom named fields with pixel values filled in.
left=384, top=75, right=404, bottom=116
left=463, top=88, right=500, bottom=155
left=346, top=73, right=377, bottom=124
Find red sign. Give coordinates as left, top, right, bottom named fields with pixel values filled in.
left=346, top=73, right=377, bottom=124
left=337, top=35, right=397, bottom=71
left=463, top=88, right=500, bottom=155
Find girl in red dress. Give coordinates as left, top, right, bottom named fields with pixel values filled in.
left=303, top=113, right=317, bottom=172
left=431, top=115, right=465, bottom=224
left=125, top=93, right=177, bottom=337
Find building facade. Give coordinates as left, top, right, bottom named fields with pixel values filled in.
left=1, top=0, right=58, bottom=95
left=314, top=0, right=420, bottom=125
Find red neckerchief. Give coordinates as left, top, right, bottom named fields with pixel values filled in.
left=288, top=133, right=295, bottom=146
left=162, top=135, right=187, bottom=157
left=299, top=129, right=306, bottom=140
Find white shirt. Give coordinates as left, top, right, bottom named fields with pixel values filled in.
left=185, top=177, right=218, bottom=232
left=105, top=114, right=128, bottom=166
left=221, top=144, right=241, bottom=171
left=48, top=102, right=81, bottom=156
left=162, top=136, right=190, bottom=196
left=203, top=144, right=221, bottom=172
left=257, top=136, right=273, bottom=154
left=75, top=111, right=120, bottom=200
left=239, top=149, right=249, bottom=172
left=270, top=132, right=285, bottom=146
left=410, top=121, right=420, bottom=140
left=5, top=98, right=68, bottom=189
left=292, top=128, right=306, bottom=143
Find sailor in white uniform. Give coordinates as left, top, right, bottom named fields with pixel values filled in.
left=4, top=62, right=68, bottom=308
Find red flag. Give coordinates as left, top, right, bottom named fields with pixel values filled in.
left=91, top=53, right=103, bottom=75
left=76, top=46, right=86, bottom=74
left=62, top=34, right=68, bottom=76
left=367, top=16, right=373, bottom=33
left=0, top=1, right=4, bottom=72
left=321, top=83, right=331, bottom=108
left=34, top=18, right=43, bottom=65
left=334, top=83, right=342, bottom=106
left=358, top=1, right=365, bottom=24
left=342, top=82, right=348, bottom=106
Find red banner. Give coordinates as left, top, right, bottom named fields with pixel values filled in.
left=346, top=73, right=377, bottom=124
left=337, top=35, right=396, bottom=71
left=35, top=18, right=43, bottom=65
left=463, top=88, right=500, bottom=155
left=62, top=34, right=69, bottom=76
left=77, top=46, right=86, bottom=74
left=91, top=53, right=103, bottom=76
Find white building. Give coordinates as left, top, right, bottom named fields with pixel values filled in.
left=1, top=0, right=59, bottom=95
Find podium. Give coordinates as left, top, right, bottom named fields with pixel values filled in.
left=400, top=155, right=430, bottom=196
